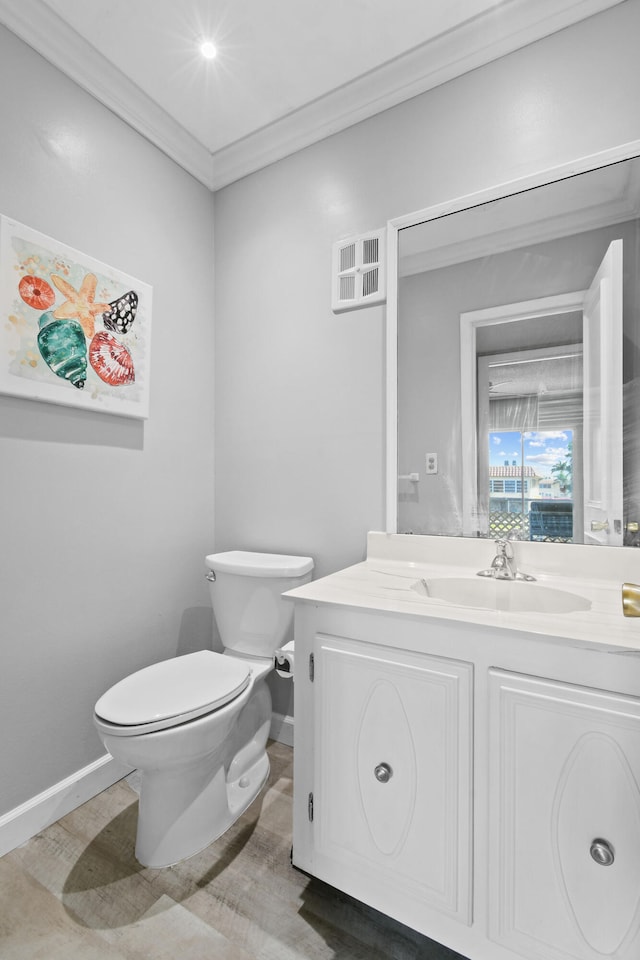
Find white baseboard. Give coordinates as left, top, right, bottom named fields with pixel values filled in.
left=270, top=712, right=294, bottom=747
left=0, top=754, right=133, bottom=859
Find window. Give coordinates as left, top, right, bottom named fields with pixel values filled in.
left=488, top=429, right=574, bottom=541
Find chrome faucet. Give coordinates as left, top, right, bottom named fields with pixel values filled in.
left=477, top=538, right=536, bottom=581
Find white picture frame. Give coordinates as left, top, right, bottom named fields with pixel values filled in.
left=0, top=216, right=152, bottom=419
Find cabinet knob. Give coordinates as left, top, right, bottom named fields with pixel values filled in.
left=374, top=762, right=393, bottom=783
left=590, top=838, right=615, bottom=866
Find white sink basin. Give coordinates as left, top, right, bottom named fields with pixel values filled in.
left=410, top=577, right=591, bottom=614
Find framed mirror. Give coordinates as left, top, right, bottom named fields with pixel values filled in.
left=386, top=141, right=640, bottom=546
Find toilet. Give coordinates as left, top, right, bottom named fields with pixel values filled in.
left=93, top=550, right=313, bottom=868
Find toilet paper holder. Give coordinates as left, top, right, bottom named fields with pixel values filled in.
left=275, top=641, right=295, bottom=678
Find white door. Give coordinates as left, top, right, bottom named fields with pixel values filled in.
left=583, top=239, right=623, bottom=545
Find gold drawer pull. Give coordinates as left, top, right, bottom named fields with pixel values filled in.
left=622, top=582, right=640, bottom=617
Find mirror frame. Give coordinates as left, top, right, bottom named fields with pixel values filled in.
left=385, top=139, right=640, bottom=535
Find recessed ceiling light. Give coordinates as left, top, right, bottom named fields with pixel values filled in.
left=200, top=40, right=217, bottom=60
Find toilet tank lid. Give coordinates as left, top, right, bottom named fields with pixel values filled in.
left=205, top=550, right=313, bottom=577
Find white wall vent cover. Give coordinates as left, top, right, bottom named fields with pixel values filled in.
left=332, top=229, right=386, bottom=312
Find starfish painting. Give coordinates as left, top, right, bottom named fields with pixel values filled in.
left=51, top=273, right=111, bottom=339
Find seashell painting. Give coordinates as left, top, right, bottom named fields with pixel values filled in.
left=0, top=216, right=152, bottom=418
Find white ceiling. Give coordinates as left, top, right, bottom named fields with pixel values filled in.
left=0, top=0, right=624, bottom=190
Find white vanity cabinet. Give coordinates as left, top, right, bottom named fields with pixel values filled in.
left=309, top=633, right=473, bottom=926
left=290, top=592, right=640, bottom=960
left=488, top=671, right=640, bottom=960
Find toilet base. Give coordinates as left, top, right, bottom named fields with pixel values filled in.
left=135, top=748, right=270, bottom=868
left=96, top=662, right=275, bottom=869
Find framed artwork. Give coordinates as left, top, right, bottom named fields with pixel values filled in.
left=0, top=216, right=152, bottom=419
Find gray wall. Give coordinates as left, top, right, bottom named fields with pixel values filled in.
left=213, top=0, right=640, bottom=714
left=0, top=27, right=216, bottom=816
left=3, top=0, right=640, bottom=811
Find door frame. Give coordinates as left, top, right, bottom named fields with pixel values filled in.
left=582, top=238, right=624, bottom=544
left=476, top=342, right=583, bottom=542
left=460, top=292, right=586, bottom=537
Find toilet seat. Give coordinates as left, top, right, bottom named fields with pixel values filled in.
left=94, top=650, right=251, bottom=736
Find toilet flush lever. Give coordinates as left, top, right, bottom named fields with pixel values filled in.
left=205, top=570, right=216, bottom=582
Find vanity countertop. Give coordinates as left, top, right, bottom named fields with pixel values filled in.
left=285, top=532, right=640, bottom=653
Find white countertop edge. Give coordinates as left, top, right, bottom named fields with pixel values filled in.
left=285, top=533, right=640, bottom=653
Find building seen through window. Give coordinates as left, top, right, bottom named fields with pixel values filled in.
left=488, top=430, right=573, bottom=541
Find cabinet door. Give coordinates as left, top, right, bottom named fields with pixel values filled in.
left=489, top=670, right=640, bottom=960
left=312, top=634, right=473, bottom=926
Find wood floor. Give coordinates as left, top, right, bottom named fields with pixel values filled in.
left=0, top=741, right=466, bottom=959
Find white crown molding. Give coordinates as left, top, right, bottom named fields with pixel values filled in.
left=0, top=0, right=625, bottom=193
left=400, top=192, right=640, bottom=276
left=400, top=148, right=640, bottom=275
left=208, top=0, right=625, bottom=189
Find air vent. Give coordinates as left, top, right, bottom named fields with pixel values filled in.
left=340, top=274, right=356, bottom=301
left=362, top=237, right=379, bottom=265
left=362, top=267, right=378, bottom=298
left=340, top=242, right=356, bottom=272
left=332, top=229, right=386, bottom=313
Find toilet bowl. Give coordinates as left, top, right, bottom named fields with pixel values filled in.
left=94, top=550, right=313, bottom=868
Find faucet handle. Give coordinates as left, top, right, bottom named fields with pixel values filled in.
left=494, top=538, right=514, bottom=558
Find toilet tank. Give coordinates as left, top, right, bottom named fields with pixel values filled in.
left=205, top=551, right=313, bottom=658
